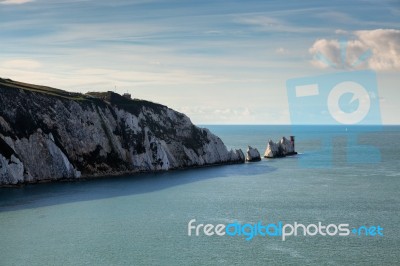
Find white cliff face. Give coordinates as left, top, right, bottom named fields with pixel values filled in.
left=7, top=129, right=80, bottom=183
left=246, top=146, right=261, bottom=162
left=0, top=83, right=244, bottom=185
left=264, top=137, right=296, bottom=158
left=0, top=154, right=24, bottom=184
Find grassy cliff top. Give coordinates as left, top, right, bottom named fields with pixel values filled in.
left=0, top=78, right=85, bottom=100
left=0, top=78, right=170, bottom=116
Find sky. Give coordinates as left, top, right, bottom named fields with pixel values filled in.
left=1, top=0, right=399, bottom=124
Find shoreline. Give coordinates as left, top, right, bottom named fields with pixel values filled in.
left=0, top=159, right=246, bottom=188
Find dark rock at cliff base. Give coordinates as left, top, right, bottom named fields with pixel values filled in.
left=0, top=78, right=245, bottom=185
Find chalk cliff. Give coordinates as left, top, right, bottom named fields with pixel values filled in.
left=0, top=78, right=245, bottom=185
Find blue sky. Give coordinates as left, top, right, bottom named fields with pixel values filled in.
left=1, top=0, right=399, bottom=124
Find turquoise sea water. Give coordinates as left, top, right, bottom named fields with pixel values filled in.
left=1, top=126, right=399, bottom=265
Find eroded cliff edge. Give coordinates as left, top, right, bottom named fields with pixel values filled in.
left=0, top=78, right=245, bottom=186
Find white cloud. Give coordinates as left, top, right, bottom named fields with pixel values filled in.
left=176, top=106, right=257, bottom=124
left=309, top=29, right=400, bottom=71
left=1, top=59, right=42, bottom=69
left=334, top=29, right=349, bottom=35
left=355, top=29, right=400, bottom=71
left=237, top=16, right=322, bottom=34
left=275, top=47, right=288, bottom=55
left=315, top=11, right=356, bottom=25
left=0, top=0, right=33, bottom=4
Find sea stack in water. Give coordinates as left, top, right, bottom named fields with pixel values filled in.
left=246, top=146, right=261, bottom=162
left=0, top=78, right=245, bottom=186
left=264, top=136, right=297, bottom=158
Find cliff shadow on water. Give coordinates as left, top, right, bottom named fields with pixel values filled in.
left=0, top=161, right=276, bottom=212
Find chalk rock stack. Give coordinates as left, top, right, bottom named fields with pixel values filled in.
left=246, top=146, right=261, bottom=162
left=264, top=136, right=297, bottom=158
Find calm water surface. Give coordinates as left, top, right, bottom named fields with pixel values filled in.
left=1, top=126, right=399, bottom=265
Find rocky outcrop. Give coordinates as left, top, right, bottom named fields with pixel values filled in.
left=246, top=146, right=261, bottom=162
left=0, top=78, right=245, bottom=186
left=264, top=136, right=297, bottom=158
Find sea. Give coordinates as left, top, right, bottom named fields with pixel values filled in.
left=0, top=125, right=399, bottom=265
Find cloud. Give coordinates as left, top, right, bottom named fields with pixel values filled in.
left=334, top=29, right=349, bottom=35
left=237, top=16, right=322, bottom=34
left=355, top=29, right=400, bottom=70
left=315, top=11, right=356, bottom=25
left=1, top=59, right=42, bottom=69
left=176, top=106, right=257, bottom=124
left=309, top=29, right=400, bottom=71
left=0, top=0, right=33, bottom=4
left=275, top=47, right=288, bottom=55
